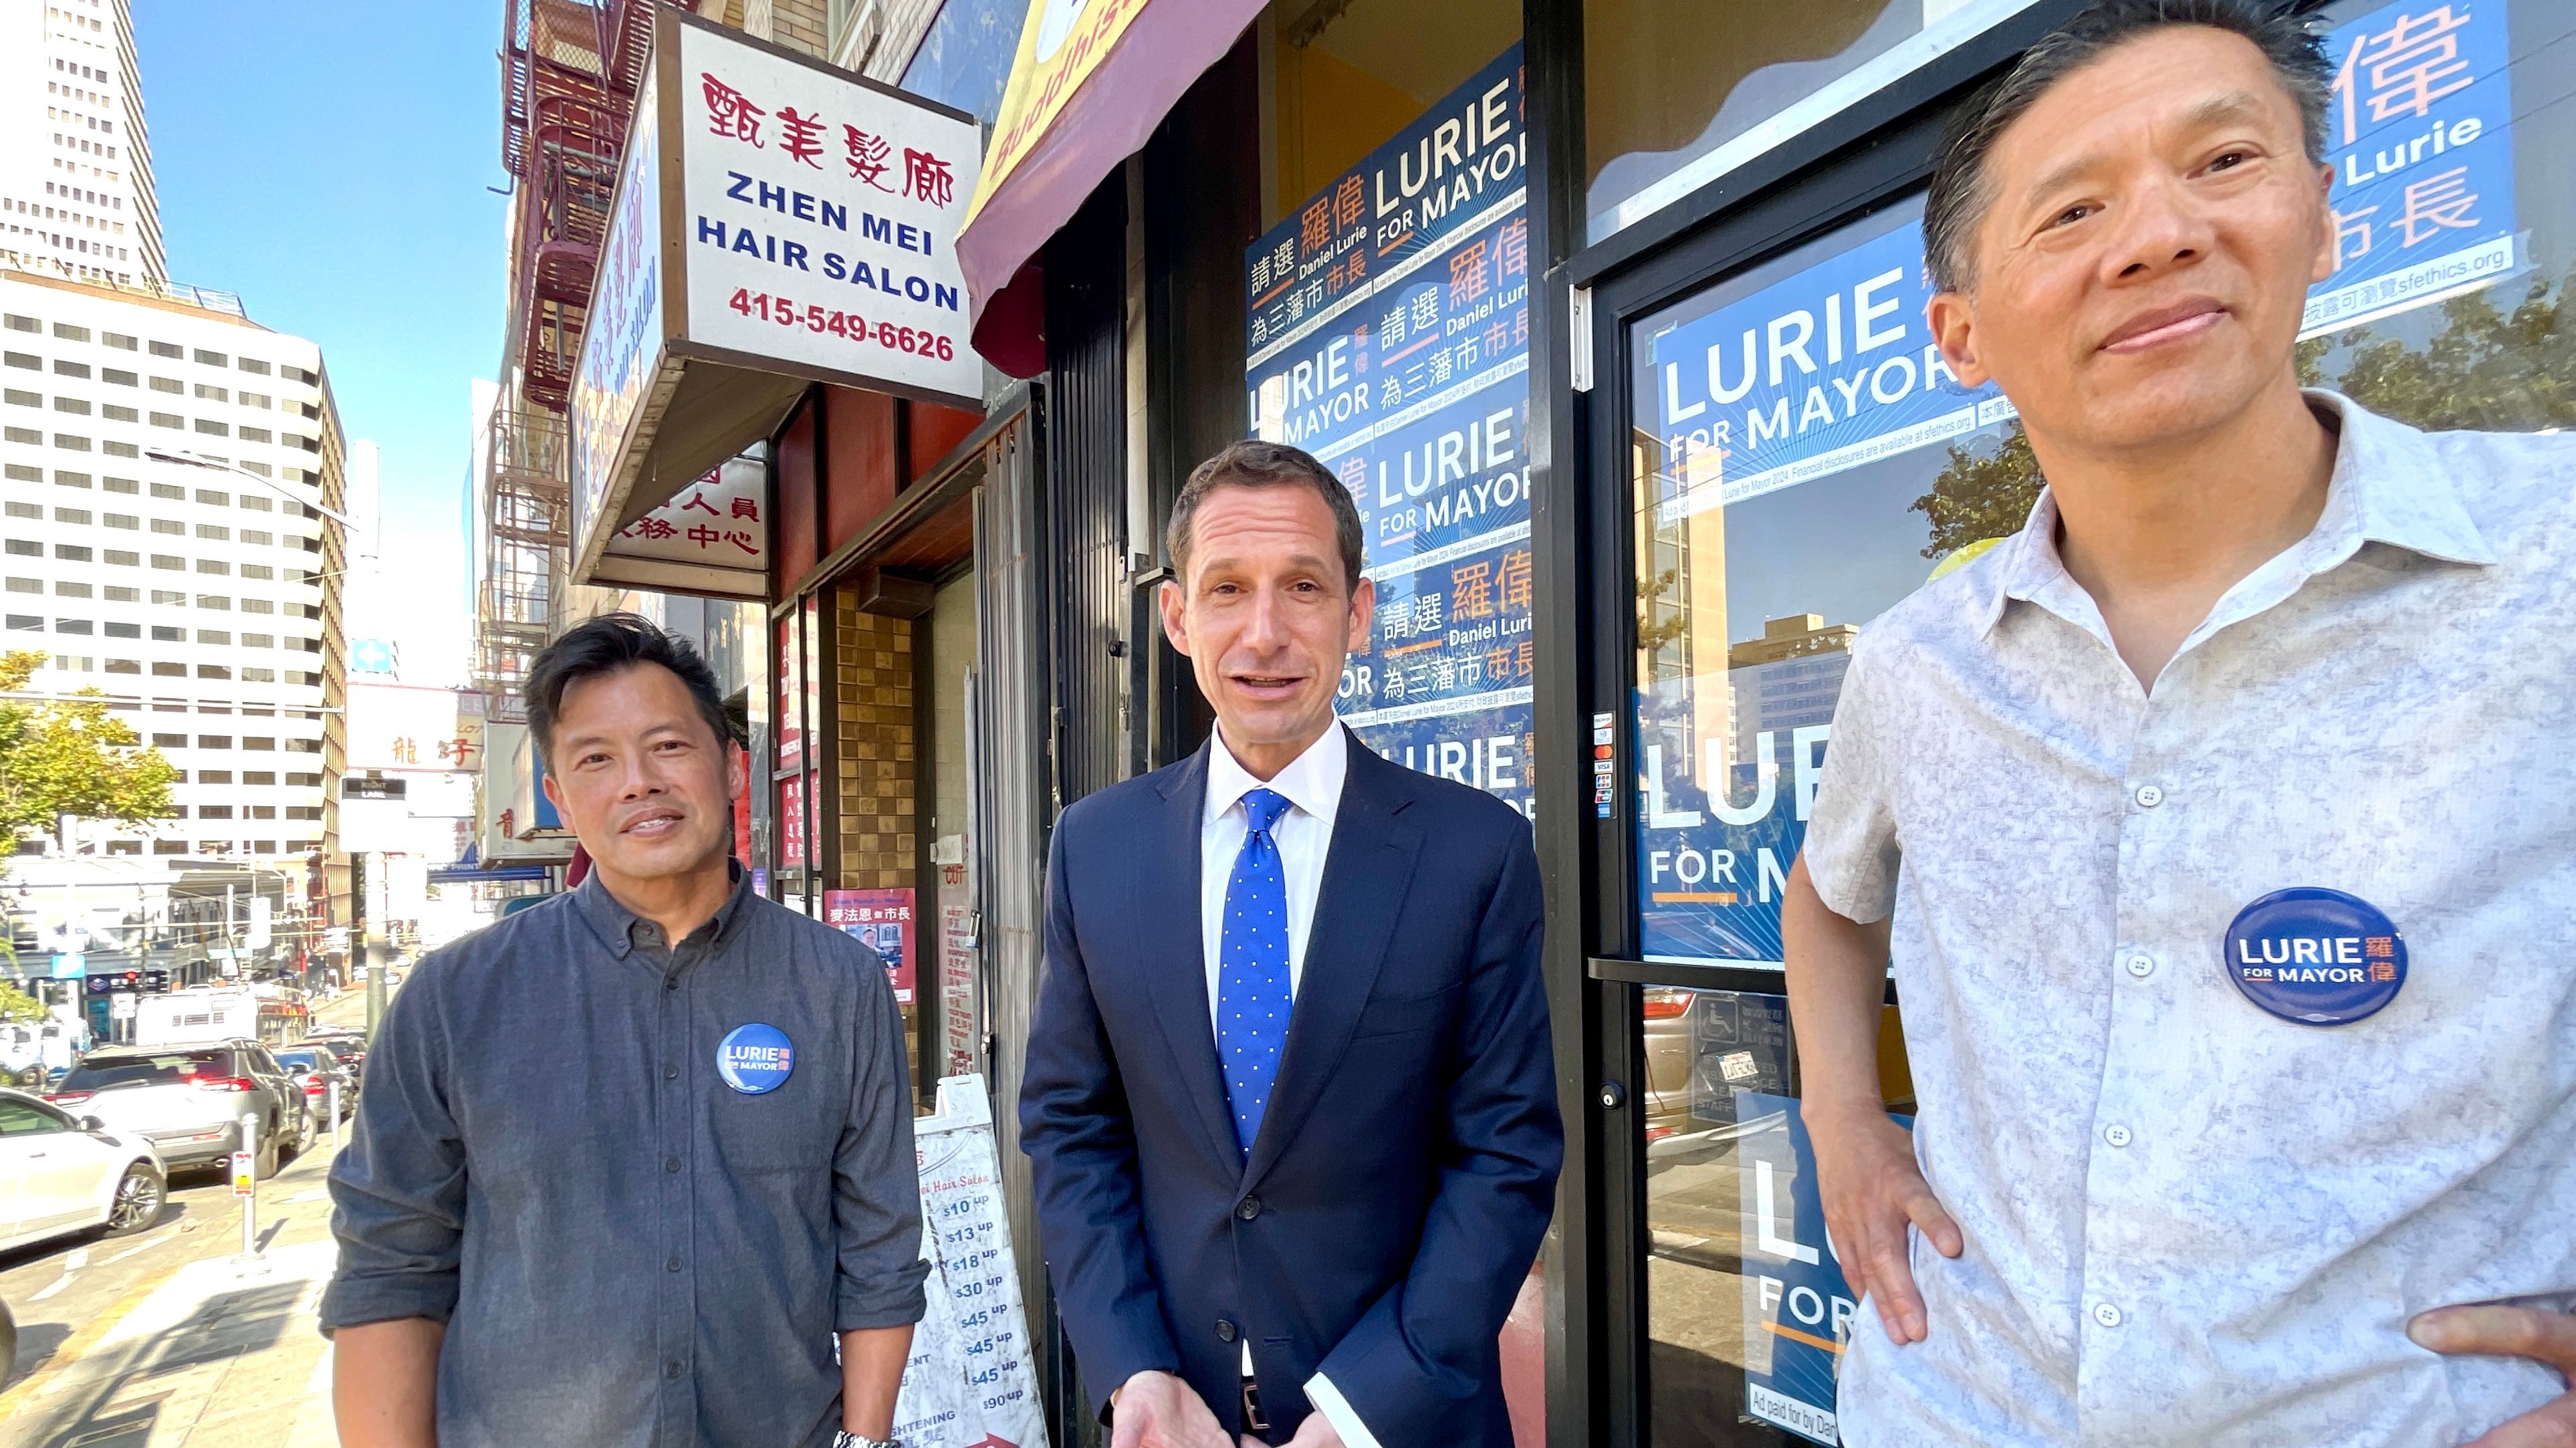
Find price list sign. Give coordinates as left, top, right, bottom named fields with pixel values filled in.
left=1245, top=46, right=1535, bottom=816
left=891, top=1076, right=1049, bottom=1448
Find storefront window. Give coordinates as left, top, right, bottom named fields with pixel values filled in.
left=1585, top=0, right=2041, bottom=244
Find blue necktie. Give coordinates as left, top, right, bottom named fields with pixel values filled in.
left=1218, top=788, right=1295, bottom=1161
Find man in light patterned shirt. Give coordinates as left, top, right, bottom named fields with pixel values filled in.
left=1782, top=2, right=2576, bottom=1445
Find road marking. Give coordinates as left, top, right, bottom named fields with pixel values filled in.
left=29, top=1272, right=77, bottom=1302
left=100, top=1231, right=172, bottom=1265
left=287, top=1188, right=330, bottom=1203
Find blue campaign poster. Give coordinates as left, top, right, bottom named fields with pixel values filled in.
left=1646, top=218, right=2002, bottom=519
left=1248, top=47, right=1535, bottom=818
left=1734, top=1090, right=1913, bottom=1446
left=2306, top=0, right=2518, bottom=337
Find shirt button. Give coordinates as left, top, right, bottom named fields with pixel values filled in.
left=2133, top=783, right=2164, bottom=808
left=667, top=1255, right=683, bottom=1273
left=665, top=975, right=680, bottom=991
left=2124, top=953, right=2156, bottom=979
left=1235, top=1197, right=1262, bottom=1221
left=664, top=1066, right=680, bottom=1081
left=2093, top=1302, right=2124, bottom=1328
left=664, top=1155, right=682, bottom=1173
left=2103, top=1124, right=2133, bottom=1148
left=1215, top=1319, right=1238, bottom=1343
left=664, top=1359, right=684, bottom=1380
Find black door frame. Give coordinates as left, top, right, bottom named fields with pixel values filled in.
left=1528, top=3, right=2093, bottom=1443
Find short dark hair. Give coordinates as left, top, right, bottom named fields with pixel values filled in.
left=1923, top=0, right=2331, bottom=293
left=1166, top=440, right=1366, bottom=593
left=523, top=612, right=734, bottom=763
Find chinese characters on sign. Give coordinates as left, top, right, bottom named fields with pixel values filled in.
left=679, top=19, right=983, bottom=404
left=597, top=453, right=770, bottom=596
left=826, top=887, right=917, bottom=1004
left=2305, top=0, right=2518, bottom=337
left=1246, top=47, right=1536, bottom=817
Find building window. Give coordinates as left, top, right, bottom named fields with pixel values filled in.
left=104, top=476, right=136, bottom=494
left=150, top=555, right=182, bottom=570
left=149, top=483, right=182, bottom=501
left=150, top=661, right=183, bottom=676
left=197, top=560, right=229, bottom=575
left=248, top=805, right=275, bottom=820
left=2, top=578, right=32, bottom=593
left=196, top=629, right=230, bottom=644
left=151, top=590, right=183, bottom=606
left=5, top=388, right=37, bottom=406
left=104, top=658, right=138, bottom=673
left=53, top=359, right=89, bottom=378
left=195, top=664, right=229, bottom=679
left=3, top=540, right=37, bottom=557
left=104, top=622, right=137, bottom=638
left=148, top=376, right=179, bottom=393
left=3, top=352, right=32, bottom=370
left=102, top=404, right=134, bottom=422
left=104, top=550, right=136, bottom=566
left=2, top=501, right=35, bottom=520
left=151, top=733, right=185, bottom=748
left=54, top=396, right=90, bottom=414
left=195, top=523, right=227, bottom=541
left=241, top=631, right=273, bottom=648
left=197, top=806, right=232, bottom=820
left=5, top=615, right=40, bottom=631
left=193, top=349, right=226, bottom=366
left=149, top=625, right=180, bottom=642
left=103, top=334, right=134, bottom=351
left=193, top=419, right=227, bottom=437
left=148, top=411, right=180, bottom=429
left=152, top=840, right=185, bottom=855
left=242, top=667, right=274, bottom=681
left=196, top=594, right=229, bottom=610
left=285, top=806, right=321, bottom=821
left=104, top=586, right=137, bottom=602
left=103, top=368, right=134, bottom=386
left=237, top=426, right=271, bottom=443
left=149, top=518, right=181, bottom=534
left=53, top=434, right=90, bottom=451
left=53, top=544, right=90, bottom=562
left=104, top=512, right=135, bottom=529
left=237, top=494, right=271, bottom=513
left=53, top=324, right=88, bottom=342
left=53, top=507, right=89, bottom=524
left=197, top=735, right=231, bottom=749
left=55, top=582, right=90, bottom=598
left=55, top=618, right=90, bottom=634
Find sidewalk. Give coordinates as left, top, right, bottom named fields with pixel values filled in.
left=0, top=989, right=380, bottom=1448
left=0, top=1139, right=345, bottom=1448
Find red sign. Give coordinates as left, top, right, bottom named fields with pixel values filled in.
left=778, top=774, right=809, bottom=872
left=826, top=886, right=915, bottom=1004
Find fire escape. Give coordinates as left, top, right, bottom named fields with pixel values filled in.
left=479, top=0, right=698, bottom=692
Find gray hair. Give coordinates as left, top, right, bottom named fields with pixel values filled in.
left=1923, top=0, right=2331, bottom=294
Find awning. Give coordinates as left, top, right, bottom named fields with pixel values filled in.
left=957, top=0, right=1267, bottom=376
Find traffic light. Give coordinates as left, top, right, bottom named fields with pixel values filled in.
left=143, top=968, right=170, bottom=993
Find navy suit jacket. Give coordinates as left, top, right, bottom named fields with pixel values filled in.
left=1020, top=731, right=1562, bottom=1446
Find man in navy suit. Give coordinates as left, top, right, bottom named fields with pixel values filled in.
left=1021, top=440, right=1562, bottom=1448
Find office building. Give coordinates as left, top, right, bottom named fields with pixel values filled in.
left=2, top=268, right=348, bottom=871
left=0, top=0, right=164, bottom=286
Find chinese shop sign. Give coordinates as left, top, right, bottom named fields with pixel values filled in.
left=1246, top=46, right=1535, bottom=818
left=590, top=452, right=770, bottom=600
left=570, top=9, right=983, bottom=587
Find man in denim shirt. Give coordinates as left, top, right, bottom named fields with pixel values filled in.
left=323, top=614, right=927, bottom=1448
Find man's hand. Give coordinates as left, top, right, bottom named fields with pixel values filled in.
left=1112, top=1369, right=1233, bottom=1448
left=1806, top=1098, right=1961, bottom=1345
left=1244, top=1409, right=1347, bottom=1448
left=2408, top=1304, right=2576, bottom=1447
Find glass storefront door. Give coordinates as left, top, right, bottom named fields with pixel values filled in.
left=1611, top=193, right=1970, bottom=1448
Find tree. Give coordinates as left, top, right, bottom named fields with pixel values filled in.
left=1913, top=423, right=2043, bottom=560
left=0, top=650, right=179, bottom=846
left=2302, top=271, right=2576, bottom=431
left=0, top=979, right=45, bottom=1023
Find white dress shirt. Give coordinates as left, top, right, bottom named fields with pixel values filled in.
left=1803, top=394, right=2576, bottom=1447
left=1199, top=720, right=1381, bottom=1448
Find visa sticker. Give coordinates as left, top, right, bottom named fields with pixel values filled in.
left=717, top=1022, right=795, bottom=1094
left=2223, top=887, right=2406, bottom=1026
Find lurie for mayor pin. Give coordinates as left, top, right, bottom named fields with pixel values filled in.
left=2224, top=887, right=2408, bottom=1026
left=717, top=1022, right=796, bottom=1094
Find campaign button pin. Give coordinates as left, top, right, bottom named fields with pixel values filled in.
left=2223, top=887, right=2406, bottom=1026
left=717, top=1023, right=795, bottom=1094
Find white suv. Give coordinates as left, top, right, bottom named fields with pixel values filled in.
left=0, top=1088, right=165, bottom=1251
left=50, top=1042, right=312, bottom=1178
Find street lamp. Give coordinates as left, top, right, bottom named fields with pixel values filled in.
left=143, top=447, right=358, bottom=530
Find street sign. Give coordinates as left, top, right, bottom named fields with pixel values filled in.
left=342, top=776, right=410, bottom=801
left=108, top=992, right=137, bottom=1019
left=50, top=952, right=84, bottom=979
left=231, top=1152, right=255, bottom=1196
left=247, top=896, right=274, bottom=951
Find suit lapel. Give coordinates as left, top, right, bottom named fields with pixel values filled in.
left=1243, top=733, right=1422, bottom=1189
left=1135, top=743, right=1244, bottom=1173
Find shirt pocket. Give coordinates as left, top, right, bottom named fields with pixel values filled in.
left=706, top=1067, right=838, bottom=1177
left=1351, top=980, right=1463, bottom=1040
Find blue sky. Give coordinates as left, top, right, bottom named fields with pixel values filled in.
left=135, top=1, right=501, bottom=685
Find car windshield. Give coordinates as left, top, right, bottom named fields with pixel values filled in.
left=62, top=1049, right=235, bottom=1090
left=273, top=1051, right=326, bottom=1071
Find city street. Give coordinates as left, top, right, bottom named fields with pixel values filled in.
left=0, top=987, right=380, bottom=1448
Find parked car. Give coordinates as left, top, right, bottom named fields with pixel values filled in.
left=301, top=1030, right=366, bottom=1072
left=47, top=1042, right=310, bottom=1178
left=272, top=1046, right=356, bottom=1122
left=0, top=1087, right=165, bottom=1250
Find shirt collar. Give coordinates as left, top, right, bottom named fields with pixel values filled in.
left=1204, top=719, right=1349, bottom=831
left=575, top=858, right=753, bottom=960
left=1975, top=390, right=2495, bottom=639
